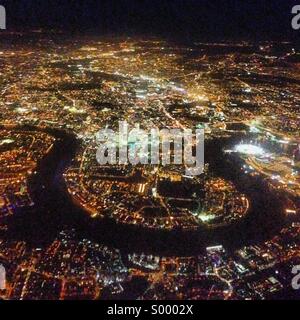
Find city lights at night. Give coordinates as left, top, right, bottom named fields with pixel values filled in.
left=0, top=0, right=299, bottom=308
left=234, top=144, right=266, bottom=156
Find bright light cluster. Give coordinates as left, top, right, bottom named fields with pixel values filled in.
left=235, top=144, right=265, bottom=156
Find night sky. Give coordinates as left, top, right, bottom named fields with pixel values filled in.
left=0, top=0, right=299, bottom=41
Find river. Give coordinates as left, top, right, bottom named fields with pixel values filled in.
left=3, top=127, right=286, bottom=256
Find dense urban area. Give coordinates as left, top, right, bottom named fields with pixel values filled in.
left=0, top=31, right=299, bottom=300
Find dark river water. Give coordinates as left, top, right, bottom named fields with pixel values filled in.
left=3, top=127, right=287, bottom=256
